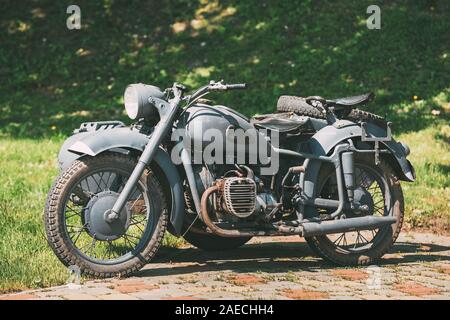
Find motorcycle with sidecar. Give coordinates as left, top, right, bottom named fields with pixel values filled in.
left=44, top=80, right=415, bottom=277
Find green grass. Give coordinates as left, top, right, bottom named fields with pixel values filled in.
left=0, top=138, right=185, bottom=292
left=398, top=124, right=450, bottom=229
left=0, top=138, right=66, bottom=292
left=0, top=0, right=449, bottom=292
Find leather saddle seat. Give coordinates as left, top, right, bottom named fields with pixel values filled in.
left=251, top=112, right=310, bottom=133
left=254, top=92, right=376, bottom=132
left=326, top=92, right=374, bottom=108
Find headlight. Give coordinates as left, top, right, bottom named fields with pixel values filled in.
left=123, top=83, right=165, bottom=120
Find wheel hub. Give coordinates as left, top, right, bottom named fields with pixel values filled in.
left=84, top=191, right=130, bottom=241
left=353, top=186, right=375, bottom=216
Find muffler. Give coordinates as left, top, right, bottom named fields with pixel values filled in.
left=301, top=215, right=397, bottom=237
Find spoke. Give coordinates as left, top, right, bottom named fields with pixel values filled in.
left=124, top=233, right=141, bottom=240
left=354, top=232, right=361, bottom=249
left=91, top=174, right=102, bottom=193
left=129, top=194, right=144, bottom=211
left=333, top=233, right=345, bottom=246
left=116, top=177, right=129, bottom=193
left=81, top=178, right=92, bottom=194
left=80, top=179, right=97, bottom=196
left=131, top=222, right=145, bottom=233
left=103, top=241, right=112, bottom=260
left=88, top=238, right=97, bottom=257
left=66, top=224, right=86, bottom=231
left=98, top=172, right=107, bottom=190
left=105, top=172, right=113, bottom=190
left=106, top=241, right=115, bottom=260
left=123, top=234, right=137, bottom=249
left=130, top=216, right=147, bottom=225
left=359, top=232, right=370, bottom=244
left=65, top=211, right=81, bottom=220
left=71, top=223, right=88, bottom=245
left=110, top=174, right=123, bottom=192
left=66, top=204, right=85, bottom=216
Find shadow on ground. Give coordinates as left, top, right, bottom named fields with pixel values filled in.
left=137, top=240, right=450, bottom=278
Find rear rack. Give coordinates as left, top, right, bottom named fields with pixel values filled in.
left=73, top=121, right=125, bottom=134
left=361, top=121, right=392, bottom=165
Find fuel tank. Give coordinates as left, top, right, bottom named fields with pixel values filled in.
left=175, top=104, right=272, bottom=165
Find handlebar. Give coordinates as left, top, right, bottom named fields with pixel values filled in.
left=183, top=81, right=247, bottom=107
left=207, top=81, right=247, bottom=91
left=224, top=83, right=247, bottom=90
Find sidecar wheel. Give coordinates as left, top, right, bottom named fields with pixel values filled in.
left=305, top=155, right=404, bottom=266
left=183, top=231, right=252, bottom=251
left=44, top=153, right=168, bottom=278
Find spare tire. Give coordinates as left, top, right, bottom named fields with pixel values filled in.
left=277, top=95, right=386, bottom=125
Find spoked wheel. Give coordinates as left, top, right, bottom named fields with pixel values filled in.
left=305, top=154, right=404, bottom=266
left=44, top=153, right=168, bottom=277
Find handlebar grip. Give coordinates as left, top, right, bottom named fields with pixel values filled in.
left=226, top=83, right=247, bottom=90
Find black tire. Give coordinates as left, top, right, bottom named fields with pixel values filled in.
left=277, top=96, right=324, bottom=118
left=44, top=153, right=168, bottom=278
left=277, top=95, right=385, bottom=124
left=183, top=231, right=251, bottom=251
left=305, top=155, right=404, bottom=266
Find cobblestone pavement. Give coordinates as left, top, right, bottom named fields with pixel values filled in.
left=1, top=232, right=449, bottom=300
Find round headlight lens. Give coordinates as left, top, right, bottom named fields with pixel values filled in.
left=123, top=83, right=165, bottom=121
left=124, top=85, right=140, bottom=120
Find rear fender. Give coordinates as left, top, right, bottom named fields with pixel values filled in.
left=302, top=120, right=415, bottom=216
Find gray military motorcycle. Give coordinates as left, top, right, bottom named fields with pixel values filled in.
left=44, top=80, right=415, bottom=277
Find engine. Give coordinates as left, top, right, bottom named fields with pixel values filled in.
left=216, top=176, right=278, bottom=220
left=222, top=177, right=256, bottom=218
left=189, top=165, right=279, bottom=221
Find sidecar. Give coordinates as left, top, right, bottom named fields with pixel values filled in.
left=250, top=93, right=415, bottom=184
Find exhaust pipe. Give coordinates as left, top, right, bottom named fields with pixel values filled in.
left=200, top=184, right=281, bottom=237
left=200, top=185, right=397, bottom=238
left=301, top=216, right=397, bottom=237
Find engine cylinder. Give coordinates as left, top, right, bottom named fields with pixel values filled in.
left=222, top=177, right=256, bottom=218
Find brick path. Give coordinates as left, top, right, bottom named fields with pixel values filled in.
left=1, top=232, right=449, bottom=300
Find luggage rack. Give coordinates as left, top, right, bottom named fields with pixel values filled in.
left=73, top=121, right=125, bottom=134
left=361, top=121, right=392, bottom=165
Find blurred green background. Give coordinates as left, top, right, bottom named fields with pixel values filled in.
left=0, top=0, right=448, bottom=292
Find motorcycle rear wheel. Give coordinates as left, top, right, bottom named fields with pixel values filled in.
left=305, top=154, right=404, bottom=266
left=44, top=153, right=168, bottom=278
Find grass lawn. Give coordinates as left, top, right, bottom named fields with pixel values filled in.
left=0, top=0, right=449, bottom=292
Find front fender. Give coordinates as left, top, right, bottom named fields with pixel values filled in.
left=58, top=126, right=185, bottom=236
left=302, top=120, right=415, bottom=216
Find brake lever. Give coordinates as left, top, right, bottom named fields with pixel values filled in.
left=208, top=80, right=227, bottom=91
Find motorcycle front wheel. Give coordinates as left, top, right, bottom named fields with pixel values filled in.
left=305, top=154, right=404, bottom=266
left=44, top=153, right=168, bottom=277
